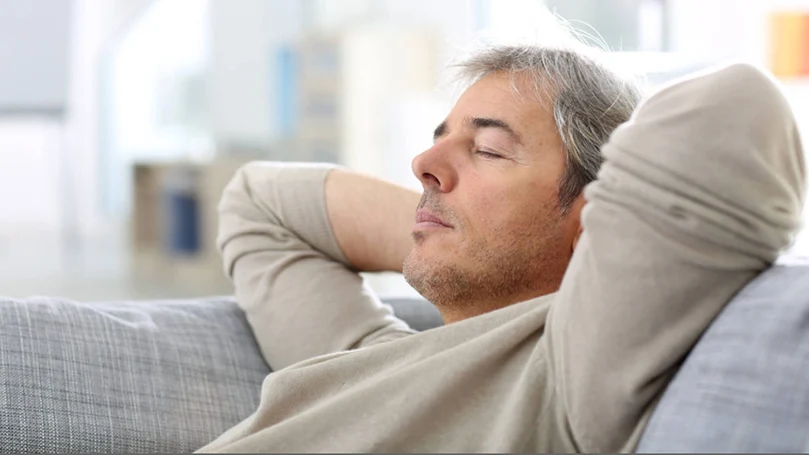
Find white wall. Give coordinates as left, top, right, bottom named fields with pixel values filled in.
left=667, top=0, right=768, bottom=64
left=0, top=120, right=62, bottom=233
left=208, top=0, right=304, bottom=148
left=64, top=0, right=106, bottom=238
left=65, top=0, right=157, bottom=236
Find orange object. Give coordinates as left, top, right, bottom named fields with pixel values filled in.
left=770, top=12, right=807, bottom=78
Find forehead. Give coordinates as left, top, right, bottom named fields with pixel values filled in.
left=450, top=72, right=558, bottom=143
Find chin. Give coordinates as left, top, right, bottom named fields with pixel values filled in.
left=403, top=251, right=470, bottom=307
left=402, top=252, right=430, bottom=291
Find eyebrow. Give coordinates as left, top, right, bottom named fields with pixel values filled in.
left=432, top=116, right=524, bottom=146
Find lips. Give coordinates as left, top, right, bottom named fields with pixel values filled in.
left=415, top=209, right=453, bottom=228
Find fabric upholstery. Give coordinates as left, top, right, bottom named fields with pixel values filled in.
left=637, top=265, right=809, bottom=452
left=0, top=297, right=269, bottom=453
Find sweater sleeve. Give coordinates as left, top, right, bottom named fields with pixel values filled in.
left=217, top=161, right=415, bottom=371
left=544, top=63, right=806, bottom=452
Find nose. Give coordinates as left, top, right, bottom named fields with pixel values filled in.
left=411, top=143, right=457, bottom=192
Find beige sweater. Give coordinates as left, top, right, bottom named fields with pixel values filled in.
left=198, top=64, right=805, bottom=453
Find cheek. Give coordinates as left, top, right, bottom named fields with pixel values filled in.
left=464, top=180, right=557, bottom=239
left=464, top=187, right=526, bottom=236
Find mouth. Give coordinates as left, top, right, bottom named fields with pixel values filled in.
left=414, top=209, right=453, bottom=231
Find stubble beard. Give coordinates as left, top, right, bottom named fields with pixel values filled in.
left=403, top=226, right=563, bottom=314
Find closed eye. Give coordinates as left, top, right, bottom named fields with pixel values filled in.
left=476, top=150, right=504, bottom=159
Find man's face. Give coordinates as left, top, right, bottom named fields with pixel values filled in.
left=402, top=71, right=583, bottom=322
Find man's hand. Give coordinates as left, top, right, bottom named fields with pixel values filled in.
left=325, top=169, right=421, bottom=273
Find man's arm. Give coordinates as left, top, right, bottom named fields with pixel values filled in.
left=217, top=162, right=419, bottom=370
left=544, top=64, right=806, bottom=451
left=325, top=169, right=420, bottom=272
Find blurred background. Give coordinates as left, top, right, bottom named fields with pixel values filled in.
left=1, top=0, right=808, bottom=301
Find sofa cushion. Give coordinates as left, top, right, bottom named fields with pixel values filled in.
left=637, top=265, right=809, bottom=452
left=0, top=296, right=270, bottom=454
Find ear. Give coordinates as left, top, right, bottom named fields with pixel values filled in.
left=572, top=223, right=584, bottom=252
left=568, top=194, right=587, bottom=253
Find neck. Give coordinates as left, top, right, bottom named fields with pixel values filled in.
left=437, top=284, right=559, bottom=324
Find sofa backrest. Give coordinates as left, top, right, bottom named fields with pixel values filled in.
left=637, top=264, right=809, bottom=452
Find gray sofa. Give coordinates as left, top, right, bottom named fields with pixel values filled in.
left=1, top=264, right=808, bottom=453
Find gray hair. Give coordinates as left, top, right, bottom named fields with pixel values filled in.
left=455, top=45, right=643, bottom=212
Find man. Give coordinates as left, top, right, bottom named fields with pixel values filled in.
left=198, top=45, right=805, bottom=452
